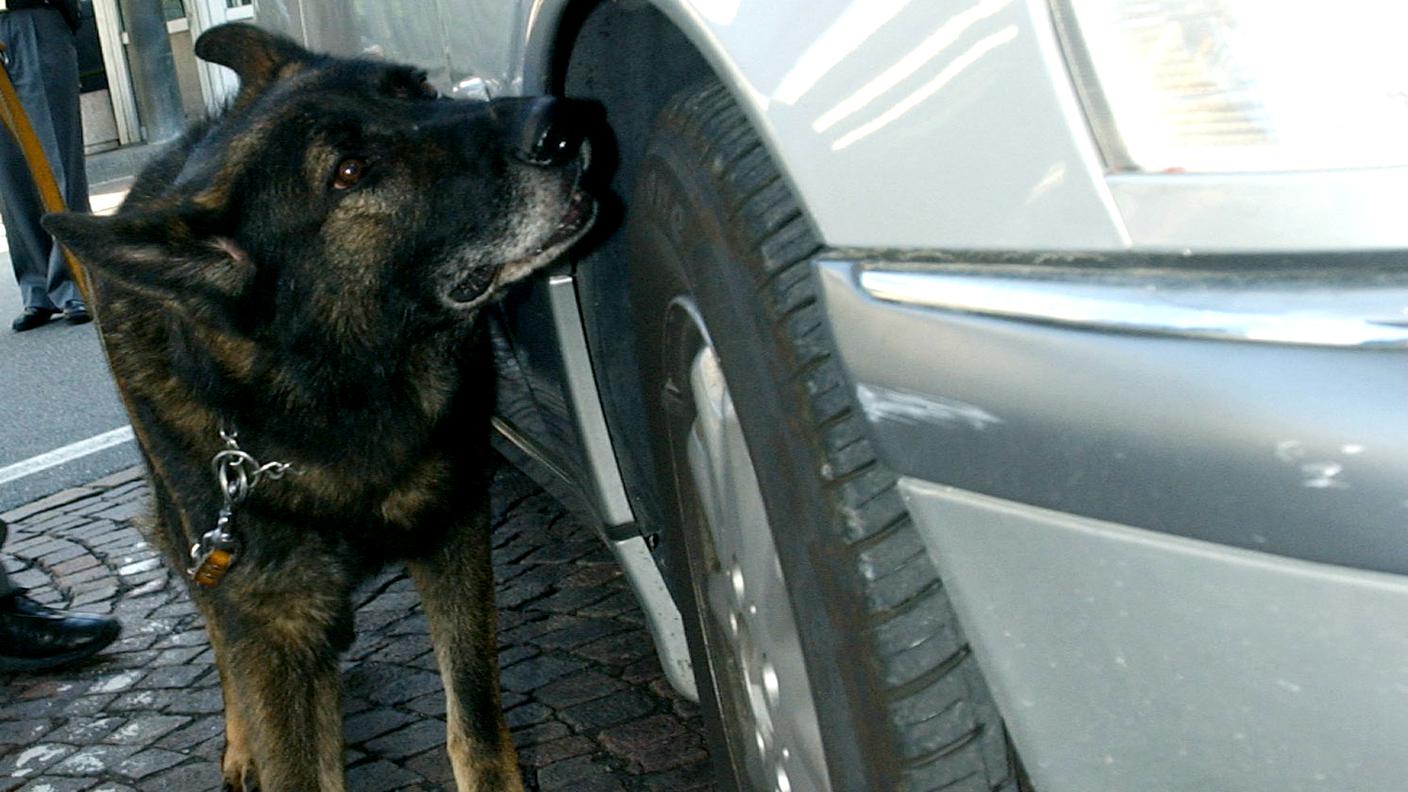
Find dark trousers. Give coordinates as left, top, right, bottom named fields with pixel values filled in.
left=0, top=519, right=14, bottom=599
left=0, top=6, right=89, bottom=312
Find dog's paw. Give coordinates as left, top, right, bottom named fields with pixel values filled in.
left=221, top=753, right=259, bottom=792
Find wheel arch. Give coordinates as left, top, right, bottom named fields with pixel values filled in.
left=532, top=0, right=825, bottom=557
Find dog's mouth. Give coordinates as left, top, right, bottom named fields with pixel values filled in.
left=446, top=189, right=597, bottom=306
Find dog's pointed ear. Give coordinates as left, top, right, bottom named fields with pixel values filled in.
left=43, top=208, right=256, bottom=307
left=195, top=23, right=312, bottom=99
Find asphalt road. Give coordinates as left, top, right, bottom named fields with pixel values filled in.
left=0, top=183, right=139, bottom=513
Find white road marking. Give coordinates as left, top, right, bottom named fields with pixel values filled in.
left=0, top=426, right=135, bottom=486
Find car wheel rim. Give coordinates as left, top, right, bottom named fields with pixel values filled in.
left=680, top=340, right=832, bottom=792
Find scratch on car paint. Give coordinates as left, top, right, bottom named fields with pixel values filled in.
left=1301, top=462, right=1348, bottom=490
left=1275, top=440, right=1358, bottom=489
left=1274, top=440, right=1306, bottom=463
left=856, top=383, right=1002, bottom=430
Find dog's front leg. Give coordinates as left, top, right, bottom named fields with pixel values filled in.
left=213, top=649, right=258, bottom=791
left=199, top=567, right=354, bottom=792
left=408, top=508, right=524, bottom=792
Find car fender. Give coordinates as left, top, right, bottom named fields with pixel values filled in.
left=516, top=0, right=1125, bottom=251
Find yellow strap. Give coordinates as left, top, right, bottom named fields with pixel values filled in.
left=0, top=41, right=92, bottom=302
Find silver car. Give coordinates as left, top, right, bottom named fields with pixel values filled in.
left=259, top=1, right=1408, bottom=789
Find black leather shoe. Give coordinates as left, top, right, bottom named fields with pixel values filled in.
left=0, top=591, right=121, bottom=672
left=62, top=301, right=91, bottom=325
left=11, top=307, right=56, bottom=332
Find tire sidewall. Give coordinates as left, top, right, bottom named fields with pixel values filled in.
left=626, top=114, right=881, bottom=791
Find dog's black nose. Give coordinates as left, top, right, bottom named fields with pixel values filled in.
left=496, top=97, right=584, bottom=167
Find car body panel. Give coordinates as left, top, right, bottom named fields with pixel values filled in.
left=903, top=479, right=1408, bottom=792
left=816, top=259, right=1408, bottom=575
left=260, top=0, right=1130, bottom=251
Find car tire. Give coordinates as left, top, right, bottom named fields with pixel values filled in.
left=624, top=79, right=1023, bottom=792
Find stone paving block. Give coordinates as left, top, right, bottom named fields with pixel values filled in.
left=405, top=692, right=448, bottom=718
left=154, top=716, right=222, bottom=752
left=58, top=566, right=112, bottom=589
left=641, top=762, right=716, bottom=791
left=512, top=721, right=571, bottom=748
left=518, top=735, right=596, bottom=769
left=41, top=717, right=125, bottom=746
left=68, top=586, right=119, bottom=609
left=87, top=467, right=145, bottom=489
left=505, top=702, right=554, bottom=730
left=559, top=690, right=659, bottom=732
left=137, top=665, right=205, bottom=690
left=498, top=644, right=540, bottom=668
left=138, top=762, right=215, bottom=791
left=113, top=748, right=186, bottom=780
left=345, top=759, right=421, bottom=792
left=625, top=735, right=708, bottom=775
left=85, top=672, right=143, bottom=696
left=576, top=631, right=656, bottom=666
left=343, top=707, right=415, bottom=745
left=537, top=755, right=619, bottom=791
left=106, top=689, right=175, bottom=713
left=597, top=714, right=691, bottom=758
left=0, top=744, right=75, bottom=786
left=532, top=617, right=630, bottom=650
left=498, top=613, right=581, bottom=646
left=533, top=670, right=627, bottom=710
left=1, top=488, right=98, bottom=523
left=402, top=748, right=456, bottom=787
left=103, top=715, right=189, bottom=746
left=0, top=719, right=54, bottom=746
left=160, top=686, right=222, bottom=716
left=48, top=745, right=139, bottom=777
left=14, top=778, right=96, bottom=792
left=91, top=502, right=144, bottom=523
left=499, top=653, right=588, bottom=694
left=60, top=696, right=117, bottom=718
left=369, top=638, right=432, bottom=664
left=50, top=554, right=100, bottom=577
left=56, top=498, right=110, bottom=519
left=362, top=719, right=446, bottom=759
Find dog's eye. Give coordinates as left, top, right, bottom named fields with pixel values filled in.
left=332, top=158, right=369, bottom=190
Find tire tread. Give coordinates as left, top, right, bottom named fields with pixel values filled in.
left=654, top=80, right=1016, bottom=792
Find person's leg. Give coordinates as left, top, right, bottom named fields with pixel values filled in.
left=0, top=518, right=16, bottom=599
left=28, top=8, right=89, bottom=313
left=0, top=126, right=57, bottom=317
left=0, top=10, right=89, bottom=325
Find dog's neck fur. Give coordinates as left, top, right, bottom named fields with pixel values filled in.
left=102, top=287, right=489, bottom=535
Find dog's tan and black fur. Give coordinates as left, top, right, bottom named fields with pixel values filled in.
left=43, top=24, right=597, bottom=792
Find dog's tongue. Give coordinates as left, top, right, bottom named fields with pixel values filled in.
left=450, top=264, right=499, bottom=303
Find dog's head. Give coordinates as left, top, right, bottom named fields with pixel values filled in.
left=44, top=24, right=596, bottom=338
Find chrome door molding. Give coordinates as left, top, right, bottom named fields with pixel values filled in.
left=858, top=263, right=1408, bottom=349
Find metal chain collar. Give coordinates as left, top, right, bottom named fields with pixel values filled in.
left=187, top=424, right=294, bottom=588
left=211, top=425, right=294, bottom=507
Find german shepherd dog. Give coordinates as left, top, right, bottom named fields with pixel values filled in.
left=43, top=24, right=596, bottom=792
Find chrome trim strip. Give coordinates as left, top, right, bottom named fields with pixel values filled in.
left=859, top=266, right=1408, bottom=348
left=546, top=274, right=637, bottom=527
left=609, top=536, right=698, bottom=702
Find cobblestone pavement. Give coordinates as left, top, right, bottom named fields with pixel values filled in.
left=0, top=463, right=716, bottom=791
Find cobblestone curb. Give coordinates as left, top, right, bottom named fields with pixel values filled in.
left=0, top=463, right=715, bottom=791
